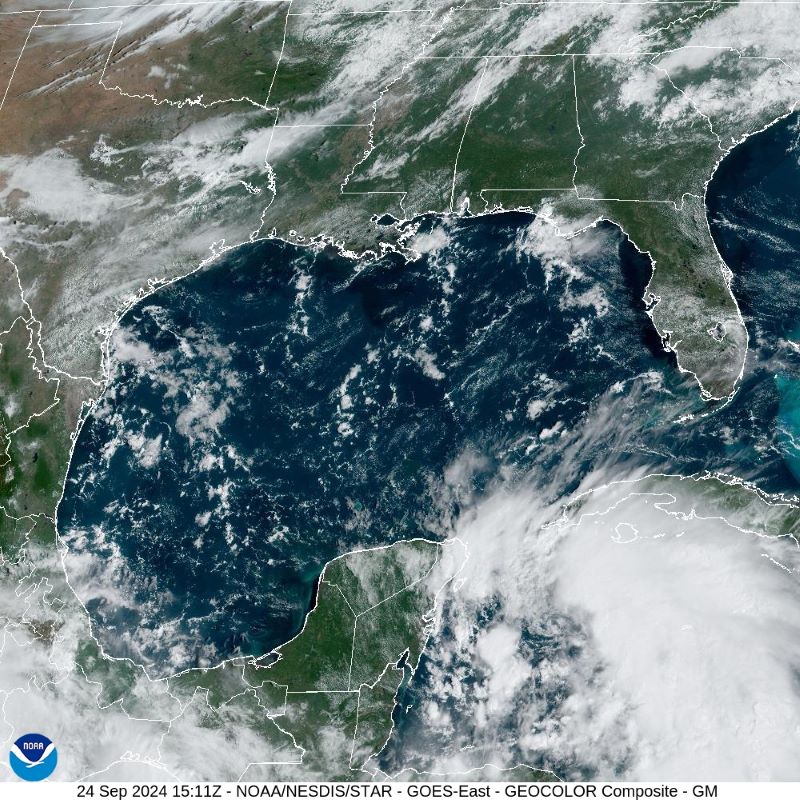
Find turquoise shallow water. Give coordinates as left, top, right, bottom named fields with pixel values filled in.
left=777, top=371, right=800, bottom=482
left=705, top=112, right=800, bottom=492
left=58, top=111, right=800, bottom=676
left=382, top=112, right=800, bottom=777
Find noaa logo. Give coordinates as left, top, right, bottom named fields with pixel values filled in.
left=9, top=733, right=57, bottom=781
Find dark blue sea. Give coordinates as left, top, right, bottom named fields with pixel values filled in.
left=58, top=113, right=800, bottom=674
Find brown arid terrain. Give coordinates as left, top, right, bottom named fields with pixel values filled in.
left=3, top=0, right=800, bottom=780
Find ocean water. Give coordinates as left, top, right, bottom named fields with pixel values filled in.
left=58, top=113, right=800, bottom=674
left=378, top=113, right=800, bottom=776
left=704, top=114, right=800, bottom=487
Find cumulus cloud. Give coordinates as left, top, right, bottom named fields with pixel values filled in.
left=386, top=472, right=800, bottom=780
left=410, top=227, right=452, bottom=255
left=0, top=150, right=125, bottom=225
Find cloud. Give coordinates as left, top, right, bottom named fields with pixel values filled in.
left=0, top=150, right=125, bottom=225
left=410, top=227, right=452, bottom=255
left=386, top=472, right=800, bottom=780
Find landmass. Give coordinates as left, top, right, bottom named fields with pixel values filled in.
left=0, top=534, right=467, bottom=779
left=2, top=0, right=800, bottom=781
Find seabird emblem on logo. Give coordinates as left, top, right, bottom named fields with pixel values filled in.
left=9, top=733, right=58, bottom=781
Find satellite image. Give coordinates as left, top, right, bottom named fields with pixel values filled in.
left=1, top=0, right=800, bottom=783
